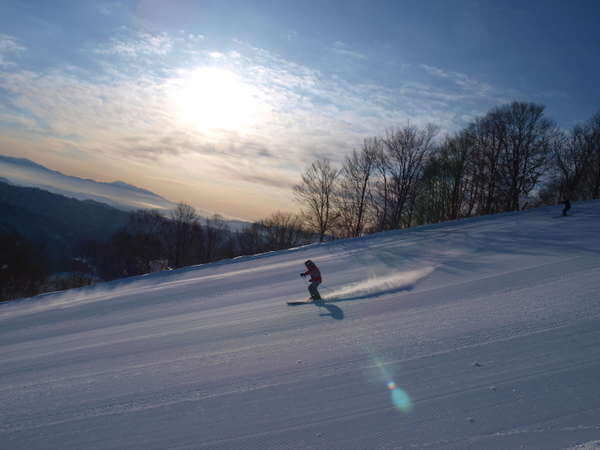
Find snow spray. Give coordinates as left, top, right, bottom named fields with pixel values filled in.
left=326, top=266, right=435, bottom=301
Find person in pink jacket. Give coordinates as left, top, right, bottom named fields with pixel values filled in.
left=300, top=259, right=322, bottom=301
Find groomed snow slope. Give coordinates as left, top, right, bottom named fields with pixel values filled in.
left=1, top=202, right=600, bottom=449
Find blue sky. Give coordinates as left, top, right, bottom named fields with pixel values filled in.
left=1, top=0, right=599, bottom=219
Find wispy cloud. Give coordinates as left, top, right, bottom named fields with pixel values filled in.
left=2, top=33, right=504, bottom=155
left=0, top=34, right=26, bottom=67
left=331, top=41, right=366, bottom=60
left=95, top=31, right=175, bottom=57
left=419, top=64, right=494, bottom=99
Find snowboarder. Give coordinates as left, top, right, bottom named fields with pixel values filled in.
left=562, top=198, right=571, bottom=216
left=300, top=259, right=322, bottom=301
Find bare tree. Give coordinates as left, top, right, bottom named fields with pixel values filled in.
left=464, top=102, right=555, bottom=213
left=123, top=209, right=171, bottom=271
left=260, top=212, right=307, bottom=250
left=417, top=131, right=472, bottom=224
left=442, top=131, right=474, bottom=219
left=578, top=112, right=600, bottom=199
left=170, top=203, right=199, bottom=267
left=466, top=109, right=506, bottom=215
left=549, top=112, right=600, bottom=203
left=374, top=123, right=438, bottom=229
left=127, top=209, right=168, bottom=236
left=204, top=214, right=229, bottom=262
left=236, top=212, right=308, bottom=256
left=370, top=144, right=391, bottom=232
left=497, top=102, right=556, bottom=211
left=237, top=222, right=267, bottom=256
left=335, top=138, right=379, bottom=237
left=294, top=158, right=339, bottom=241
left=552, top=128, right=591, bottom=201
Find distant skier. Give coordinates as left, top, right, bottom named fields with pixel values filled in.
left=300, top=260, right=322, bottom=301
left=562, top=198, right=571, bottom=216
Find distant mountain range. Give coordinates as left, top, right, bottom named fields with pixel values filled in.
left=0, top=155, right=177, bottom=212
left=0, top=155, right=249, bottom=230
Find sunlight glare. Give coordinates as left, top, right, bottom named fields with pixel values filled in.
left=168, top=67, right=262, bottom=131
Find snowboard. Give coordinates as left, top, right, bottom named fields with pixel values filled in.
left=287, top=298, right=323, bottom=306
left=287, top=300, right=312, bottom=305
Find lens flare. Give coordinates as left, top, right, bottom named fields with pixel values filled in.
left=370, top=355, right=413, bottom=413
left=390, top=387, right=413, bottom=412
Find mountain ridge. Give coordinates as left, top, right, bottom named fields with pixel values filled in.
left=0, top=155, right=250, bottom=229
left=0, top=154, right=175, bottom=212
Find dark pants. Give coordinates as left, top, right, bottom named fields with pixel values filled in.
left=308, top=281, right=321, bottom=300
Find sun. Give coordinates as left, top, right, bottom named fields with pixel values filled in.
left=168, top=67, right=261, bottom=132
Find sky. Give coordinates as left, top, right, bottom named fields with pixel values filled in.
left=0, top=0, right=599, bottom=220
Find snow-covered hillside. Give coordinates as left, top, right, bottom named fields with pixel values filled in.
left=1, top=202, right=599, bottom=449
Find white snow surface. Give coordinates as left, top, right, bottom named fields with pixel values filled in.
left=1, top=202, right=600, bottom=449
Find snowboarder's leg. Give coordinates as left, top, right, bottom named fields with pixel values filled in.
left=308, top=281, right=322, bottom=300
